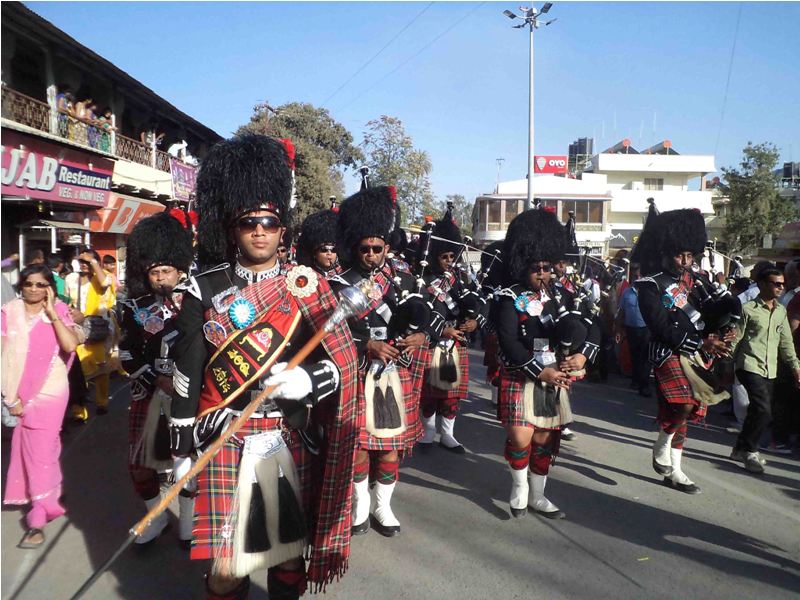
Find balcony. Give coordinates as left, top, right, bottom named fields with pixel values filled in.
left=1, top=84, right=173, bottom=173
left=609, top=190, right=714, bottom=214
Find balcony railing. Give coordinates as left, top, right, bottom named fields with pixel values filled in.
left=1, top=84, right=177, bottom=174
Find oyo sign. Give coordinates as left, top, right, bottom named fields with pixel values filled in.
left=534, top=155, right=568, bottom=174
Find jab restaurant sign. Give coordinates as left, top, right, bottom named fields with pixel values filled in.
left=1, top=131, right=113, bottom=208
left=534, top=155, right=568, bottom=174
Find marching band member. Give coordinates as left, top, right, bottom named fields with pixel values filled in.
left=632, top=207, right=739, bottom=494
left=296, top=208, right=340, bottom=280
left=419, top=208, right=486, bottom=453
left=118, top=211, right=194, bottom=546
left=169, top=135, right=359, bottom=599
left=494, top=209, right=600, bottom=519
left=329, top=186, right=431, bottom=537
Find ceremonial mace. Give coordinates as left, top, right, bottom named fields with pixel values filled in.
left=69, top=281, right=373, bottom=600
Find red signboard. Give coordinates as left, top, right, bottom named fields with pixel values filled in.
left=88, top=194, right=165, bottom=235
left=534, top=155, right=568, bottom=174
left=1, top=130, right=114, bottom=208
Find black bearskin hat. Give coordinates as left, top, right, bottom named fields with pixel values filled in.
left=631, top=208, right=707, bottom=276
left=430, top=207, right=463, bottom=259
left=336, top=186, right=397, bottom=265
left=297, top=209, right=338, bottom=266
left=125, top=211, right=193, bottom=298
left=502, top=209, right=568, bottom=285
left=196, top=134, right=295, bottom=264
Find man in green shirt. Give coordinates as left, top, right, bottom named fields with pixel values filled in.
left=730, top=267, right=800, bottom=473
left=46, top=254, right=69, bottom=303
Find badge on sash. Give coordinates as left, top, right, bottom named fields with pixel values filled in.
left=286, top=265, right=319, bottom=299
left=143, top=315, right=164, bottom=334
left=514, top=294, right=529, bottom=313
left=369, top=282, right=384, bottom=301
left=203, top=320, right=228, bottom=346
left=229, top=297, right=257, bottom=329
left=134, top=307, right=151, bottom=326
left=526, top=298, right=543, bottom=317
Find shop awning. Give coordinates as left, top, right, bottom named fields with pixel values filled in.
left=18, top=219, right=89, bottom=231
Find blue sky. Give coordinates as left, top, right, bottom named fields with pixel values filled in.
left=29, top=1, right=800, bottom=201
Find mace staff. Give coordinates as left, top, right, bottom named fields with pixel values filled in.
left=69, top=280, right=373, bottom=600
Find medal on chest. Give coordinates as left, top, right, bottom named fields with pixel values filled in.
left=515, top=291, right=544, bottom=316
left=663, top=283, right=689, bottom=309
left=203, top=320, right=228, bottom=346
left=229, top=296, right=257, bottom=329
left=143, top=315, right=164, bottom=334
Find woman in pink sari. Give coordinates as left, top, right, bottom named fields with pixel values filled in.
left=2, top=264, right=79, bottom=549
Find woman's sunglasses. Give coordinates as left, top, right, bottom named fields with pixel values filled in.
left=22, top=281, right=50, bottom=289
left=359, top=244, right=385, bottom=255
left=235, top=215, right=281, bottom=233
left=316, top=244, right=336, bottom=254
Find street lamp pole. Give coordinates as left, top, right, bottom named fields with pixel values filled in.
left=503, top=3, right=557, bottom=212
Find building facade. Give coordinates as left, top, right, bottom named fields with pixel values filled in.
left=472, top=139, right=716, bottom=256
left=1, top=2, right=220, bottom=281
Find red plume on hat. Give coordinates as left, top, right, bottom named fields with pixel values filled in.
left=388, top=185, right=397, bottom=206
left=169, top=208, right=188, bottom=228
left=280, top=139, right=296, bottom=170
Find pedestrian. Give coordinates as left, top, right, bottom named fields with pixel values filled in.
left=66, top=249, right=116, bottom=416
left=118, top=212, right=195, bottom=546
left=418, top=207, right=486, bottom=453
left=729, top=267, right=800, bottom=473
left=168, top=134, right=359, bottom=599
left=329, top=185, right=432, bottom=537
left=46, top=253, right=68, bottom=302
left=632, top=207, right=737, bottom=494
left=616, top=263, right=652, bottom=397
left=102, top=255, right=120, bottom=289
left=2, top=264, right=79, bottom=548
left=494, top=209, right=601, bottom=519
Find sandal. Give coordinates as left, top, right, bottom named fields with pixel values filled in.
left=18, top=528, right=44, bottom=549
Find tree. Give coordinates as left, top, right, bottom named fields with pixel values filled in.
left=237, top=102, right=364, bottom=222
left=361, top=116, right=435, bottom=226
left=722, top=142, right=797, bottom=254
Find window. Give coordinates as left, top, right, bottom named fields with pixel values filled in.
left=488, top=200, right=502, bottom=231
left=561, top=200, right=603, bottom=224
left=505, top=199, right=520, bottom=224
left=644, top=178, right=664, bottom=191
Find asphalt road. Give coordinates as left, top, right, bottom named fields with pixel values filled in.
left=2, top=349, right=799, bottom=599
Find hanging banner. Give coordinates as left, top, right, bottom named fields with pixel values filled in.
left=169, top=157, right=197, bottom=203
left=1, top=130, right=113, bottom=207
left=88, top=194, right=165, bottom=234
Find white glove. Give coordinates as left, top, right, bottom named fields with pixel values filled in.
left=265, top=362, right=312, bottom=401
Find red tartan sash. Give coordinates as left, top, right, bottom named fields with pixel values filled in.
left=198, top=276, right=302, bottom=418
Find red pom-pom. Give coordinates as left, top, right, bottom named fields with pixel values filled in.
left=424, top=215, right=434, bottom=223
left=280, top=138, right=296, bottom=170
left=187, top=210, right=199, bottom=227
left=169, top=208, right=188, bottom=228
left=331, top=206, right=340, bottom=213
left=387, top=186, right=397, bottom=206
left=543, top=205, right=557, bottom=214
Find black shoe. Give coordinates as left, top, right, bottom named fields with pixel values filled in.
left=371, top=516, right=400, bottom=537
left=96, top=406, right=108, bottom=416
left=662, top=477, right=701, bottom=495
left=510, top=507, right=527, bottom=518
left=351, top=519, right=370, bottom=536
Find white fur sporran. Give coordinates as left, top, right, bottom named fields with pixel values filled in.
left=428, top=342, right=461, bottom=391
left=226, top=431, right=306, bottom=578
left=522, top=381, right=572, bottom=429
left=364, top=361, right=406, bottom=438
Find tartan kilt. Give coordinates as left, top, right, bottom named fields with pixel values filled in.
left=190, top=415, right=312, bottom=562
left=654, top=354, right=707, bottom=422
left=408, top=347, right=429, bottom=401
left=358, top=365, right=421, bottom=451
left=421, top=343, right=469, bottom=417
left=497, top=367, right=566, bottom=431
left=127, top=395, right=149, bottom=471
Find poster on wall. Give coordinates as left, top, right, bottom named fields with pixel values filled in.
left=1, top=130, right=114, bottom=207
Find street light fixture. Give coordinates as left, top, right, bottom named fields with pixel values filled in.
left=503, top=3, right=557, bottom=211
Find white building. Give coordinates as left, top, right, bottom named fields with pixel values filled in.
left=471, top=140, right=716, bottom=256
